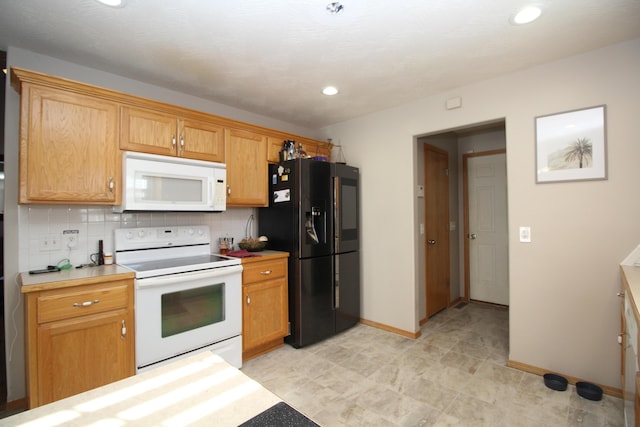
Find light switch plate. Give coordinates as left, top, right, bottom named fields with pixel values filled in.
left=519, top=226, right=531, bottom=243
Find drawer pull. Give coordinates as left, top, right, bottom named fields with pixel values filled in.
left=73, top=299, right=100, bottom=307
left=260, top=270, right=273, bottom=275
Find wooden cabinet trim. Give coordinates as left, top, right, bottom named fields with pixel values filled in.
left=11, top=67, right=330, bottom=153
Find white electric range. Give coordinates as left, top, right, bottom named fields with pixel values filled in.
left=115, top=225, right=243, bottom=371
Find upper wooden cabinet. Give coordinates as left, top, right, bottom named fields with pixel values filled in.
left=11, top=67, right=330, bottom=207
left=120, top=106, right=225, bottom=163
left=267, top=136, right=333, bottom=163
left=225, top=128, right=269, bottom=206
left=14, top=80, right=120, bottom=204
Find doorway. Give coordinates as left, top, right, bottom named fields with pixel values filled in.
left=419, top=121, right=506, bottom=322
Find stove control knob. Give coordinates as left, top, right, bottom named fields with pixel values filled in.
left=138, top=230, right=146, bottom=238
left=187, top=228, right=195, bottom=235
left=198, top=229, right=204, bottom=236
left=125, top=231, right=134, bottom=239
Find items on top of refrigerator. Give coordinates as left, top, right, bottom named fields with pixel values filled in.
left=280, top=140, right=313, bottom=161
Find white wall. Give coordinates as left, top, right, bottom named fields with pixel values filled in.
left=319, top=38, right=640, bottom=389
left=3, top=47, right=320, bottom=402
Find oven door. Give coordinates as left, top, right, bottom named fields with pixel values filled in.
left=135, top=265, right=242, bottom=371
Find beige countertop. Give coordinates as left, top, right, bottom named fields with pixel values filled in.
left=19, top=252, right=290, bottom=292
left=0, top=351, right=283, bottom=427
left=235, top=249, right=289, bottom=264
left=19, top=265, right=135, bottom=293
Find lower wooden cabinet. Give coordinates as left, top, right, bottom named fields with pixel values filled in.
left=241, top=253, right=289, bottom=361
left=22, top=275, right=135, bottom=408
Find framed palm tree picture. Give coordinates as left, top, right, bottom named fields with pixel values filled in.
left=535, top=105, right=607, bottom=183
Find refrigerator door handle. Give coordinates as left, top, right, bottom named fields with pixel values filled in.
left=334, top=255, right=340, bottom=309
left=334, top=176, right=340, bottom=252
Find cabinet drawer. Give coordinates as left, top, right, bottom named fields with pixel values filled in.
left=243, top=259, right=287, bottom=285
left=37, top=282, right=130, bottom=324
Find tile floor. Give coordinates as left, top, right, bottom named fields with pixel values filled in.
left=241, top=303, right=625, bottom=426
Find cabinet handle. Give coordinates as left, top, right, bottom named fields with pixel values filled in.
left=617, top=292, right=625, bottom=297
left=227, top=185, right=231, bottom=196
left=246, top=295, right=251, bottom=305
left=260, top=270, right=273, bottom=275
left=180, top=135, right=185, bottom=153
left=108, top=177, right=114, bottom=193
left=73, top=299, right=100, bottom=307
left=619, top=334, right=623, bottom=345
left=172, top=135, right=177, bottom=152
left=121, top=319, right=127, bottom=340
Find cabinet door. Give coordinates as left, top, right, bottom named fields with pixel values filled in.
left=120, top=106, right=178, bottom=156
left=21, top=85, right=119, bottom=203
left=36, top=309, right=134, bottom=406
left=225, top=128, right=268, bottom=206
left=180, top=119, right=225, bottom=162
left=267, top=136, right=285, bottom=163
left=267, top=137, right=333, bottom=163
left=243, top=278, right=288, bottom=352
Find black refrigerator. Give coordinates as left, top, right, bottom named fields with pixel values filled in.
left=259, top=159, right=360, bottom=348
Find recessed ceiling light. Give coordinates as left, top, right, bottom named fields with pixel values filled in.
left=326, top=2, right=344, bottom=15
left=322, top=86, right=339, bottom=96
left=95, top=0, right=125, bottom=7
left=511, top=5, right=542, bottom=25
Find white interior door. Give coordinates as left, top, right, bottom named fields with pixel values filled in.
left=468, top=153, right=508, bottom=305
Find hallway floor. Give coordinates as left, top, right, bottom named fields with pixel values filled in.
left=241, top=303, right=624, bottom=426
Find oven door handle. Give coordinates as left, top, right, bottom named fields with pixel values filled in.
left=135, top=265, right=243, bottom=288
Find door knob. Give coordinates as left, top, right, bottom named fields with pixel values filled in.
left=468, top=233, right=477, bottom=240
left=427, top=239, right=436, bottom=245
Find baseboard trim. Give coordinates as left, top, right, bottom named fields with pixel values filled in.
left=5, top=397, right=26, bottom=412
left=507, top=359, right=622, bottom=398
left=359, top=318, right=421, bottom=339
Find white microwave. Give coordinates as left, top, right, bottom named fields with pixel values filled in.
left=114, top=151, right=226, bottom=212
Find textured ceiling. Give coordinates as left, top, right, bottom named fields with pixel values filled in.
left=1, top=0, right=639, bottom=129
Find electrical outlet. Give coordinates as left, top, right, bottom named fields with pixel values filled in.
left=63, top=229, right=80, bottom=249
left=39, top=234, right=61, bottom=252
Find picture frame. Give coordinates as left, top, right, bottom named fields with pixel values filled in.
left=535, top=105, right=607, bottom=183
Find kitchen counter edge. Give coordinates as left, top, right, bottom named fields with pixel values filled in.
left=237, top=250, right=289, bottom=264
left=19, top=265, right=135, bottom=293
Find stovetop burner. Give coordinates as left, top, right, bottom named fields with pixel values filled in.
left=114, top=226, right=241, bottom=278
left=119, top=254, right=237, bottom=273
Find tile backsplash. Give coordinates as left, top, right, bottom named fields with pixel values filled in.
left=18, top=205, right=257, bottom=271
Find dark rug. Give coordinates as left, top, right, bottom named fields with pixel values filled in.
left=239, top=402, right=319, bottom=427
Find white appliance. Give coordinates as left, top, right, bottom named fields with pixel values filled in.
left=114, top=151, right=227, bottom=212
left=114, top=225, right=243, bottom=372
